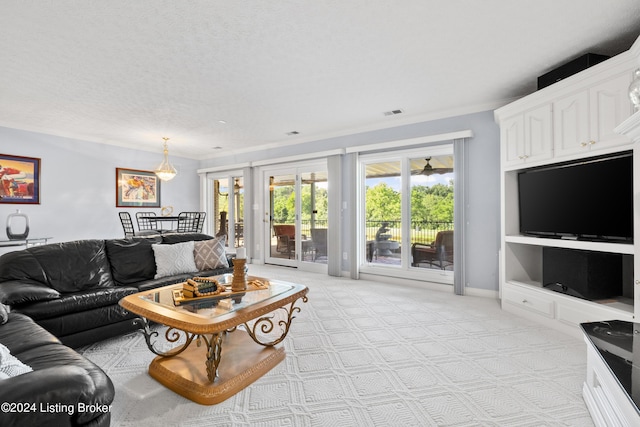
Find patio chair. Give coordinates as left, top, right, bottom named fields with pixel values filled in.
left=273, top=224, right=295, bottom=256
left=411, top=230, right=454, bottom=270
left=311, top=228, right=328, bottom=260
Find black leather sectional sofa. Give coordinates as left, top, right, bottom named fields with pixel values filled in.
left=0, top=232, right=233, bottom=426
left=0, top=306, right=114, bottom=427
left=0, top=233, right=233, bottom=348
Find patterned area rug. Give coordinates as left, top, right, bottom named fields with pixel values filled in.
left=78, top=265, right=593, bottom=427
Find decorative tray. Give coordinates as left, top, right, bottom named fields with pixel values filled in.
left=172, top=276, right=270, bottom=306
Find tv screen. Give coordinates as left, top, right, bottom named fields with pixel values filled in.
left=518, top=151, right=633, bottom=243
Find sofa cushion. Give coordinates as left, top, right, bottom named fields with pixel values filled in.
left=162, top=233, right=213, bottom=244
left=152, top=241, right=198, bottom=279
left=0, top=280, right=61, bottom=305
left=106, top=236, right=161, bottom=285
left=36, top=304, right=138, bottom=338
left=194, top=236, right=229, bottom=270
left=15, top=287, right=139, bottom=320
left=0, top=249, right=49, bottom=285
left=0, top=313, right=61, bottom=355
left=0, top=342, right=32, bottom=379
left=27, top=240, right=115, bottom=292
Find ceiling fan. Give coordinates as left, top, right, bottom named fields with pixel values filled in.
left=413, top=157, right=454, bottom=176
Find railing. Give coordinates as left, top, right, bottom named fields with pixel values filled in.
left=365, top=220, right=453, bottom=245
left=273, top=218, right=453, bottom=245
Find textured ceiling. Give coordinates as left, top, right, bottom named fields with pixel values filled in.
left=1, top=1, right=640, bottom=159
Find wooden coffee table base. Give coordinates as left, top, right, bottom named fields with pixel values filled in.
left=148, top=331, right=285, bottom=405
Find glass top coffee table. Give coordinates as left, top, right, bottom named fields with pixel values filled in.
left=119, top=274, right=308, bottom=404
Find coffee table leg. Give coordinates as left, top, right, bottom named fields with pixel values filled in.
left=133, top=317, right=196, bottom=357
left=202, top=333, right=224, bottom=381
left=244, top=296, right=308, bottom=347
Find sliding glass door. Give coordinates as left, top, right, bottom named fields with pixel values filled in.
left=264, top=162, right=328, bottom=271
left=360, top=145, right=454, bottom=282
left=208, top=173, right=244, bottom=250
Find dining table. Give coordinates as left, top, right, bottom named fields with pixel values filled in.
left=147, top=216, right=180, bottom=231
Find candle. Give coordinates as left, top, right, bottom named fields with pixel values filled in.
left=236, top=247, right=246, bottom=259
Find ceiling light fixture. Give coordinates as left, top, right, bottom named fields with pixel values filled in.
left=155, top=137, right=177, bottom=181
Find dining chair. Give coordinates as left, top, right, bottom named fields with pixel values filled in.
left=177, top=212, right=206, bottom=233
left=119, top=212, right=160, bottom=237
left=119, top=212, right=136, bottom=237
left=136, top=212, right=158, bottom=232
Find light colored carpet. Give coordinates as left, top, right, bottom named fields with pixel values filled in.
left=78, top=265, right=594, bottom=427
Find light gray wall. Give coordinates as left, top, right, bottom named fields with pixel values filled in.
left=0, top=111, right=500, bottom=291
left=201, top=111, right=501, bottom=291
left=0, top=126, right=201, bottom=251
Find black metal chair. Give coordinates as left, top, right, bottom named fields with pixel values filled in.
left=136, top=212, right=159, bottom=232
left=119, top=212, right=160, bottom=237
left=119, top=212, right=136, bottom=237
left=177, top=212, right=206, bottom=233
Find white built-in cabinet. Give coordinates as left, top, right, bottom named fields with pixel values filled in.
left=495, top=44, right=640, bottom=339
left=502, top=104, right=553, bottom=167
left=553, top=72, right=634, bottom=157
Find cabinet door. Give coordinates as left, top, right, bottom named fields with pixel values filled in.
left=553, top=90, right=590, bottom=157
left=589, top=72, right=634, bottom=150
left=523, top=104, right=553, bottom=163
left=502, top=115, right=525, bottom=166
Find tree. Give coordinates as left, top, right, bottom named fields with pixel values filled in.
left=365, top=182, right=401, bottom=221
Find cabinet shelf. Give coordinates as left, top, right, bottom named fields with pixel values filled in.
left=505, top=235, right=634, bottom=254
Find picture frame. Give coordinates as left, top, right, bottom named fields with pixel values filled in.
left=0, top=153, right=41, bottom=204
left=116, top=168, right=161, bottom=208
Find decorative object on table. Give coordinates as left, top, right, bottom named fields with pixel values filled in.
left=182, top=277, right=223, bottom=298
left=161, top=205, right=174, bottom=216
left=171, top=275, right=270, bottom=305
left=5, top=209, right=29, bottom=239
left=154, top=137, right=177, bottom=181
left=629, top=68, right=640, bottom=111
left=0, top=153, right=40, bottom=204
left=232, top=247, right=247, bottom=291
left=116, top=168, right=161, bottom=207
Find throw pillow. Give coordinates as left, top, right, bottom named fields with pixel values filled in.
left=193, top=236, right=229, bottom=270
left=0, top=343, right=33, bottom=379
left=152, top=241, right=198, bottom=279
left=0, top=303, right=8, bottom=325
left=106, top=237, right=161, bottom=284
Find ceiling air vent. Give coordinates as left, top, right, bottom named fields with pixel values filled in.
left=383, top=109, right=404, bottom=116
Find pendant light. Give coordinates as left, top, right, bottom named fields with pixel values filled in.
left=155, top=137, right=177, bottom=181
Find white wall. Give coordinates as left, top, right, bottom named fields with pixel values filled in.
left=0, top=126, right=201, bottom=252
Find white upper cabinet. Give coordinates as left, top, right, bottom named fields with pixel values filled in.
left=590, top=72, right=635, bottom=147
left=502, top=104, right=553, bottom=167
left=554, top=72, right=634, bottom=158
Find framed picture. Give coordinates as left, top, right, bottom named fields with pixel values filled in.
left=116, top=168, right=161, bottom=207
left=0, top=153, right=41, bottom=204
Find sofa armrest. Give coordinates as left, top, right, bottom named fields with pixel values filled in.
left=0, top=280, right=60, bottom=305
left=0, top=365, right=114, bottom=426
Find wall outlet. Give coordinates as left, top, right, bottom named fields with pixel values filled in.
left=343, top=252, right=348, bottom=260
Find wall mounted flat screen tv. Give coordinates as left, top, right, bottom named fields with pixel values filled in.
left=518, top=151, right=633, bottom=243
